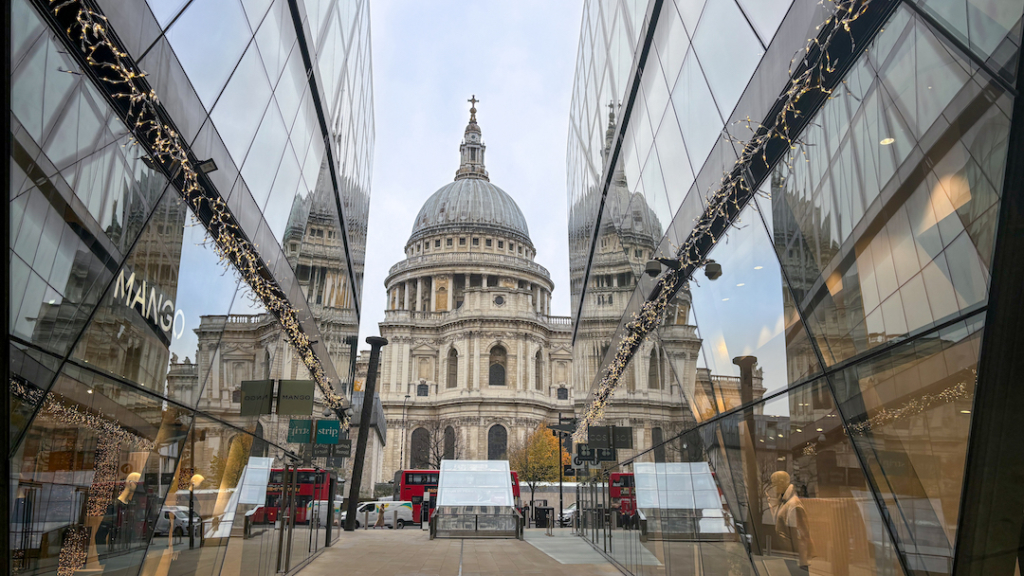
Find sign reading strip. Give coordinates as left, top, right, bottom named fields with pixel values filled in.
left=316, top=420, right=340, bottom=444
left=277, top=380, right=315, bottom=415
left=240, top=380, right=274, bottom=416
left=287, top=419, right=313, bottom=444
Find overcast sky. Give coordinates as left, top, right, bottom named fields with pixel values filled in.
left=357, top=0, right=584, bottom=347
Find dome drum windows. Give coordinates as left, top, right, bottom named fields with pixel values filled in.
left=489, top=345, right=506, bottom=386
left=447, top=349, right=459, bottom=388
left=487, top=424, right=507, bottom=460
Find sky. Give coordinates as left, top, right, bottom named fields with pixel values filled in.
left=356, top=0, right=585, bottom=347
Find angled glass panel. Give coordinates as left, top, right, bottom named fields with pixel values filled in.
left=831, top=314, right=984, bottom=574
left=165, top=0, right=255, bottom=109
left=9, top=364, right=192, bottom=576
left=671, top=50, right=724, bottom=174
left=905, top=0, right=1023, bottom=83
left=9, top=344, right=63, bottom=451
left=688, top=200, right=822, bottom=412
left=691, top=0, right=765, bottom=118
left=210, top=41, right=273, bottom=167
left=769, top=6, right=1013, bottom=367
left=735, top=0, right=794, bottom=46
left=715, top=379, right=907, bottom=575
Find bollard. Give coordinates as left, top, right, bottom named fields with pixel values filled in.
left=363, top=510, right=368, bottom=530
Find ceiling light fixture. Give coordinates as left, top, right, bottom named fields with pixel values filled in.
left=880, top=137, right=895, bottom=146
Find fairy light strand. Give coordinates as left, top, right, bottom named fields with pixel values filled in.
left=574, top=0, right=875, bottom=440
left=46, top=0, right=349, bottom=428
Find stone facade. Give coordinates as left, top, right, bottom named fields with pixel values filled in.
left=371, top=103, right=728, bottom=485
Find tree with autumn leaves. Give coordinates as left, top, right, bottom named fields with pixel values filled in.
left=507, top=423, right=571, bottom=511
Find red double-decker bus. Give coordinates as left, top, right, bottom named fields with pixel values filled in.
left=254, top=468, right=330, bottom=524
left=609, top=472, right=636, bottom=516
left=394, top=469, right=523, bottom=523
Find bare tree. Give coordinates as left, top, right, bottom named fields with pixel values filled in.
left=410, top=419, right=462, bottom=469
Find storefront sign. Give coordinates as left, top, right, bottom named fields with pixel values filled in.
left=335, top=439, right=352, bottom=457
left=287, top=419, right=313, bottom=443
left=112, top=267, right=185, bottom=339
left=588, top=426, right=611, bottom=449
left=312, top=443, right=333, bottom=458
left=316, top=420, right=340, bottom=444
left=277, top=380, right=315, bottom=415
left=576, top=443, right=616, bottom=463
left=613, top=427, right=633, bottom=449
left=240, top=380, right=274, bottom=416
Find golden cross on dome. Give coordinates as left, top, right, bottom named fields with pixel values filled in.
left=468, top=95, right=479, bottom=122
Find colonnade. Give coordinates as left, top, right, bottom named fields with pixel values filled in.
left=387, top=272, right=552, bottom=315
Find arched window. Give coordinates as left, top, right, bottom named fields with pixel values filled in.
left=652, top=427, right=666, bottom=463
left=447, top=349, right=458, bottom=389
left=487, top=425, right=507, bottom=460
left=411, top=427, right=430, bottom=468
left=444, top=426, right=456, bottom=460
left=648, top=349, right=662, bottom=390
left=489, top=345, right=506, bottom=386
left=534, top=351, right=543, bottom=391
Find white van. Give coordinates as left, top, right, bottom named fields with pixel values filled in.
left=340, top=501, right=414, bottom=528
left=306, top=498, right=345, bottom=527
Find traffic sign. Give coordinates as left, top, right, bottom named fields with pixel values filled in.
left=550, top=423, right=575, bottom=435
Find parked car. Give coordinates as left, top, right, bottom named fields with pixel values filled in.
left=340, top=501, right=414, bottom=528
left=559, top=502, right=578, bottom=527
left=154, top=507, right=202, bottom=537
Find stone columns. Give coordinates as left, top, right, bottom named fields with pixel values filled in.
left=403, top=280, right=410, bottom=310
left=416, top=278, right=423, bottom=312
left=430, top=276, right=437, bottom=312
left=516, top=339, right=523, bottom=390
left=472, top=333, right=481, bottom=390
left=447, top=274, right=454, bottom=310
left=533, top=285, right=540, bottom=313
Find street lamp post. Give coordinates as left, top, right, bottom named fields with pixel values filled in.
left=400, top=395, right=411, bottom=469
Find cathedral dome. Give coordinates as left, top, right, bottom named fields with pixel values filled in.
left=409, top=178, right=531, bottom=245
left=408, top=98, right=532, bottom=247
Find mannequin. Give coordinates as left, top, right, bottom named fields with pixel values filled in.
left=95, top=472, right=142, bottom=557
left=766, top=471, right=812, bottom=570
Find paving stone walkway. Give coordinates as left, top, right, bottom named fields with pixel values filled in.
left=296, top=528, right=622, bottom=576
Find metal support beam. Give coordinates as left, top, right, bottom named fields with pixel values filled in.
left=951, top=41, right=1024, bottom=576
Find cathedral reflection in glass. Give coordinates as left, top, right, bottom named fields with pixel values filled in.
left=7, top=1, right=374, bottom=575
left=566, top=0, right=1024, bottom=574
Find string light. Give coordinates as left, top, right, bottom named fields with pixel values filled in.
left=46, top=0, right=349, bottom=428
left=574, top=0, right=875, bottom=440
left=56, top=525, right=89, bottom=576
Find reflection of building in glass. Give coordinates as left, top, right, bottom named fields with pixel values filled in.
left=567, top=0, right=1024, bottom=575
left=7, top=1, right=374, bottom=575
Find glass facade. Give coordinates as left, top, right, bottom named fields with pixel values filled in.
left=7, top=0, right=374, bottom=575
left=567, top=0, right=1023, bottom=574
